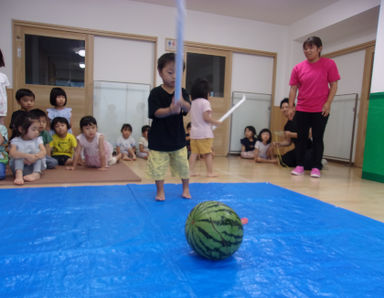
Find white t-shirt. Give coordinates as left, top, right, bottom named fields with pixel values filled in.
left=116, top=135, right=136, bottom=153
left=190, top=98, right=213, bottom=139
left=10, top=136, right=43, bottom=154
left=0, top=73, right=10, bottom=116
left=255, top=140, right=271, bottom=159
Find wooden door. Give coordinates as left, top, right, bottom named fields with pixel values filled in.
left=184, top=46, right=232, bottom=156
left=13, top=22, right=93, bottom=135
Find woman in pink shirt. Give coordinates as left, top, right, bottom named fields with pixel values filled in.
left=189, top=79, right=221, bottom=177
left=288, top=36, right=340, bottom=178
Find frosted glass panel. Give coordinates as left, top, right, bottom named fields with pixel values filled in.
left=229, top=92, right=271, bottom=153
left=93, top=81, right=150, bottom=147
left=323, top=93, right=358, bottom=162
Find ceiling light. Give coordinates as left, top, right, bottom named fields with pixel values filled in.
left=79, top=63, right=85, bottom=69
left=76, top=49, right=86, bottom=57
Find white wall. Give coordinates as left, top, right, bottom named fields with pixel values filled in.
left=371, top=0, right=384, bottom=93
left=0, top=0, right=380, bottom=105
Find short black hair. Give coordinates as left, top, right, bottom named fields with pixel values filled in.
left=141, top=125, right=150, bottom=133
left=0, top=49, right=5, bottom=67
left=303, top=36, right=323, bottom=55
left=157, top=52, right=185, bottom=71
left=190, top=78, right=210, bottom=100
left=121, top=123, right=132, bottom=132
left=15, top=89, right=35, bottom=101
left=50, top=87, right=67, bottom=106
left=244, top=125, right=256, bottom=137
left=80, top=115, right=97, bottom=130
left=257, top=128, right=272, bottom=144
left=51, top=117, right=71, bottom=131
left=280, top=98, right=289, bottom=108
left=30, top=108, right=48, bottom=119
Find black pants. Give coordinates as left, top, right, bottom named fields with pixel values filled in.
left=53, top=155, right=71, bottom=166
left=282, top=148, right=321, bottom=170
left=295, top=111, right=329, bottom=170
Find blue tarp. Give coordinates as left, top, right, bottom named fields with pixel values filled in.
left=0, top=183, right=383, bottom=297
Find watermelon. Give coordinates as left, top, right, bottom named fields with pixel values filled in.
left=185, top=201, right=244, bottom=260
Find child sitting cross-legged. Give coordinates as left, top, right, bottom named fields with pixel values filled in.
left=50, top=117, right=77, bottom=166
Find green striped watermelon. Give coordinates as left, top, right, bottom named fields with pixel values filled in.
left=185, top=201, right=244, bottom=260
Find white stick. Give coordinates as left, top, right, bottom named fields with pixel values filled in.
left=174, top=0, right=185, bottom=102
left=212, top=95, right=246, bottom=130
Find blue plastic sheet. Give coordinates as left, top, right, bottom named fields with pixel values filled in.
left=0, top=183, right=383, bottom=297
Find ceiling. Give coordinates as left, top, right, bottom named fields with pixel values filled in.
left=130, top=0, right=340, bottom=25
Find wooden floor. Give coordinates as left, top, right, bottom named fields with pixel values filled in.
left=2, top=156, right=383, bottom=223
left=128, top=156, right=384, bottom=223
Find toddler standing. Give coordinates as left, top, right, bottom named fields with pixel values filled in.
left=68, top=116, right=120, bottom=170
left=147, top=53, right=191, bottom=201
left=188, top=79, right=221, bottom=177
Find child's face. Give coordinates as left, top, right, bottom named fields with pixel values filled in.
left=261, top=131, right=271, bottom=143
left=122, top=129, right=131, bottom=139
left=143, top=130, right=148, bottom=139
left=159, top=62, right=176, bottom=89
left=24, top=121, right=40, bottom=140
left=38, top=116, right=47, bottom=132
left=56, top=95, right=66, bottom=107
left=54, top=122, right=68, bottom=137
left=18, top=96, right=35, bottom=111
left=245, top=128, right=254, bottom=138
left=82, top=124, right=97, bottom=140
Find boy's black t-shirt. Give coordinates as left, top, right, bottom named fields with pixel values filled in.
left=148, top=86, right=190, bottom=151
left=240, top=137, right=256, bottom=152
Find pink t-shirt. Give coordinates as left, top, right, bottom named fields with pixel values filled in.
left=190, top=98, right=214, bottom=139
left=289, top=57, right=340, bottom=112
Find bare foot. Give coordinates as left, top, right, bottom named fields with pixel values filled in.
left=23, top=172, right=41, bottom=182
left=123, top=156, right=132, bottom=161
left=155, top=194, right=165, bottom=201
left=14, top=171, right=24, bottom=185
left=182, top=191, right=191, bottom=199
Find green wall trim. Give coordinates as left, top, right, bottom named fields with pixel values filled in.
left=369, top=92, right=384, bottom=100
left=362, top=171, right=384, bottom=183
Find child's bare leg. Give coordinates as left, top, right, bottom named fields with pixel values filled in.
left=205, top=153, right=217, bottom=177
left=115, top=153, right=122, bottom=162
left=181, top=178, right=191, bottom=199
left=65, top=158, right=73, bottom=166
left=155, top=180, right=165, bottom=201
left=122, top=153, right=131, bottom=161
left=14, top=170, right=24, bottom=185
left=24, top=172, right=41, bottom=182
left=189, top=153, right=199, bottom=176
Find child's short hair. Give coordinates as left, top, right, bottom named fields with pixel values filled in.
left=157, top=52, right=185, bottom=71
left=244, top=125, right=256, bottom=137
left=51, top=117, right=71, bottom=131
left=141, top=125, right=150, bottom=133
left=0, top=49, right=5, bottom=67
left=121, top=123, right=132, bottom=132
left=15, top=89, right=35, bottom=101
left=80, top=115, right=97, bottom=130
left=279, top=98, right=289, bottom=108
left=257, top=128, right=272, bottom=144
left=12, top=111, right=39, bottom=138
left=30, top=108, right=48, bottom=120
left=50, top=87, right=67, bottom=106
left=191, top=78, right=210, bottom=100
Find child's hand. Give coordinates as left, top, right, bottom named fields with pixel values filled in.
left=25, top=154, right=38, bottom=164
left=170, top=97, right=181, bottom=114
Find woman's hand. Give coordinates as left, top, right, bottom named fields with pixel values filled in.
left=322, top=101, right=331, bottom=116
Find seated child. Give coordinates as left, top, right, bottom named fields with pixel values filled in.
left=254, top=128, right=277, bottom=164
left=67, top=116, right=121, bottom=170
left=9, top=112, right=46, bottom=185
left=50, top=117, right=77, bottom=166
left=116, top=123, right=136, bottom=161
left=0, top=123, right=8, bottom=180
left=137, top=125, right=150, bottom=159
left=30, top=109, right=58, bottom=169
left=240, top=125, right=257, bottom=159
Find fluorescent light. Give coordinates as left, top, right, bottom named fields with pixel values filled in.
left=76, top=49, right=86, bottom=57
left=79, top=63, right=85, bottom=69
